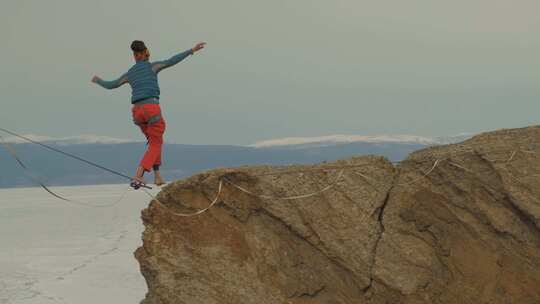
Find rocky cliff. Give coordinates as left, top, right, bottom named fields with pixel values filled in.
left=135, top=126, right=540, bottom=304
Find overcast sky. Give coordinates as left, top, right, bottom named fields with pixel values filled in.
left=1, top=0, right=539, bottom=145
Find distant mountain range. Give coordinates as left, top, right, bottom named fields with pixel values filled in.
left=2, top=134, right=143, bottom=145
left=0, top=133, right=473, bottom=188
left=250, top=133, right=472, bottom=148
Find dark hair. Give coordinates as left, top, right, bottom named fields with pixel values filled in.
left=130, top=40, right=147, bottom=53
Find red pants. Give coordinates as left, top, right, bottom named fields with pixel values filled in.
left=132, top=103, right=166, bottom=172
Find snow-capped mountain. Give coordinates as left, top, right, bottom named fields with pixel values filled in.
left=432, top=133, right=474, bottom=145
left=250, top=133, right=474, bottom=148
left=1, top=134, right=142, bottom=145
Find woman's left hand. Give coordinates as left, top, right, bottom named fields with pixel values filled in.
left=192, top=42, right=206, bottom=53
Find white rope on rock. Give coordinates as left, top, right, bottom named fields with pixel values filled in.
left=507, top=151, right=517, bottom=163
left=222, top=169, right=345, bottom=201
left=445, top=160, right=475, bottom=174
left=500, top=150, right=540, bottom=182
left=251, top=163, right=382, bottom=177
left=143, top=180, right=223, bottom=217
left=143, top=170, right=346, bottom=217
left=351, top=171, right=384, bottom=193
left=395, top=159, right=441, bottom=187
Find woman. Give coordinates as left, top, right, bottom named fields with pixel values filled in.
left=92, top=40, right=206, bottom=187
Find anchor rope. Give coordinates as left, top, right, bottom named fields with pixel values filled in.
left=0, top=134, right=131, bottom=208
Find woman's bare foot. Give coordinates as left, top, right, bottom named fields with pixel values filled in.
left=131, top=166, right=146, bottom=185
left=154, top=170, right=166, bottom=186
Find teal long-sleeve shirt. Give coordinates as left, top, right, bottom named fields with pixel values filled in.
left=96, top=49, right=193, bottom=104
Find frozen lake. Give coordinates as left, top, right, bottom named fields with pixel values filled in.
left=0, top=184, right=156, bottom=304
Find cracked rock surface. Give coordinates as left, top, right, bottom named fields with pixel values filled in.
left=135, top=126, right=540, bottom=304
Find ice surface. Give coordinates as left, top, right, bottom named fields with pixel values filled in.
left=0, top=184, right=155, bottom=304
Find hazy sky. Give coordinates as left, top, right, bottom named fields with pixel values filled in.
left=1, top=0, right=539, bottom=145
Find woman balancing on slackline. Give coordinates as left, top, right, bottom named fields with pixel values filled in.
left=92, top=40, right=206, bottom=188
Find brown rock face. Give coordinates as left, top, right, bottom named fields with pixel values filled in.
left=135, top=126, right=540, bottom=304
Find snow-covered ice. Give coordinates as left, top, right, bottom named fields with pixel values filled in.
left=0, top=184, right=155, bottom=304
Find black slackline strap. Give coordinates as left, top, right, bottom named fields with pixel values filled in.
left=0, top=137, right=70, bottom=201
left=0, top=127, right=151, bottom=190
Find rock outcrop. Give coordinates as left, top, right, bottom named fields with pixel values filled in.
left=135, top=126, right=540, bottom=304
